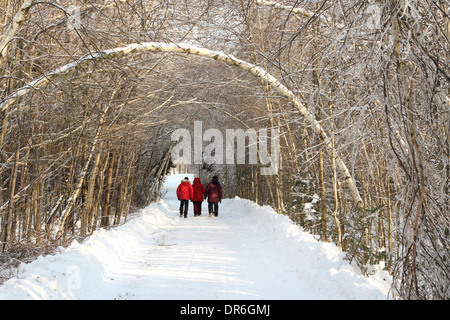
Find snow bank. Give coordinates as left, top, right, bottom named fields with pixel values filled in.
left=225, top=197, right=391, bottom=299
left=0, top=203, right=176, bottom=300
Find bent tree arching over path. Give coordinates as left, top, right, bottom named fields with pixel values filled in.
left=0, top=42, right=363, bottom=211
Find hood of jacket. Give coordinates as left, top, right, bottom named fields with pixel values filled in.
left=193, top=177, right=201, bottom=184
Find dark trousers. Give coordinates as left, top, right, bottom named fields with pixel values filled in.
left=179, top=199, right=189, bottom=217
left=208, top=202, right=219, bottom=216
left=193, top=201, right=202, bottom=216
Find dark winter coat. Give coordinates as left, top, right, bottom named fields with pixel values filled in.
left=176, top=179, right=194, bottom=201
left=204, top=177, right=222, bottom=203
left=192, top=178, right=205, bottom=202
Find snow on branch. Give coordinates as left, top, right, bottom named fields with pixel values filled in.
left=255, top=0, right=335, bottom=27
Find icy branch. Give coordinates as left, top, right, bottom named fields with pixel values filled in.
left=255, top=0, right=336, bottom=27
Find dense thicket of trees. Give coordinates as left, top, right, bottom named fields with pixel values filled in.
left=0, top=0, right=448, bottom=299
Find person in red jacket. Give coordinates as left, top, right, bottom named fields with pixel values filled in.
left=192, top=177, right=205, bottom=216
left=176, top=177, right=194, bottom=218
left=204, top=175, right=223, bottom=217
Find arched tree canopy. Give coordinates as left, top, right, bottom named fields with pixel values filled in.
left=1, top=41, right=363, bottom=207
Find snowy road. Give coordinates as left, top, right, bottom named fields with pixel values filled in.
left=116, top=200, right=314, bottom=300
left=0, top=174, right=391, bottom=300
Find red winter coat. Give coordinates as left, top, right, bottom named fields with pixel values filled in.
left=176, top=179, right=194, bottom=200
left=192, top=178, right=205, bottom=202
left=205, top=177, right=222, bottom=203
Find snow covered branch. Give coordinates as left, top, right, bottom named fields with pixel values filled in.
left=255, top=0, right=335, bottom=27
left=0, top=0, right=35, bottom=66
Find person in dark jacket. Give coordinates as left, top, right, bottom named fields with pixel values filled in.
left=176, top=177, right=194, bottom=218
left=204, top=175, right=222, bottom=217
left=192, top=177, right=205, bottom=216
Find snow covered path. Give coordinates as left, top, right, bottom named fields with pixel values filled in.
left=0, top=174, right=391, bottom=300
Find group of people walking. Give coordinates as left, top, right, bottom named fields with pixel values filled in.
left=176, top=176, right=223, bottom=218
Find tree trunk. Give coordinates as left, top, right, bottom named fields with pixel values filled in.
left=101, top=151, right=115, bottom=228
left=80, top=144, right=104, bottom=236
left=2, top=146, right=20, bottom=252
left=319, top=150, right=327, bottom=242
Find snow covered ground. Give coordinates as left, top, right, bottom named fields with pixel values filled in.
left=0, top=173, right=391, bottom=300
